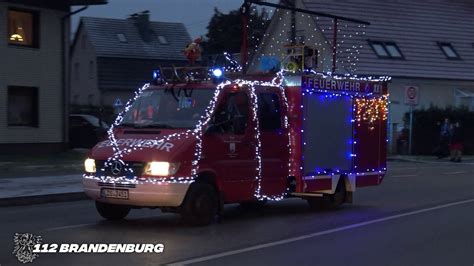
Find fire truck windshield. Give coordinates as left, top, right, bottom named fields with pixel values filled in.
left=119, top=88, right=215, bottom=129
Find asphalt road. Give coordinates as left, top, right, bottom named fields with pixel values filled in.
left=1, top=161, right=473, bottom=266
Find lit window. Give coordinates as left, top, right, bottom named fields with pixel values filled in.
left=7, top=86, right=39, bottom=127
left=158, top=35, right=168, bottom=44
left=8, top=9, right=38, bottom=47
left=117, top=33, right=127, bottom=43
left=438, top=42, right=460, bottom=59
left=369, top=41, right=404, bottom=59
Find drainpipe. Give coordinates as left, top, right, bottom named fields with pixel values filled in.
left=61, top=5, right=88, bottom=150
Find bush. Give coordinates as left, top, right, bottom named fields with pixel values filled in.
left=403, top=106, right=474, bottom=155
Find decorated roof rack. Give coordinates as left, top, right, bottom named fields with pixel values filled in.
left=154, top=66, right=212, bottom=84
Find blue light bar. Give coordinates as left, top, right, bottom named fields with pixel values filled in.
left=212, top=68, right=223, bottom=78
left=153, top=69, right=161, bottom=80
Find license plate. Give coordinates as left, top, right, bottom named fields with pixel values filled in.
left=102, top=188, right=129, bottom=199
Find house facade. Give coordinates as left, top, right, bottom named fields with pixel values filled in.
left=70, top=13, right=192, bottom=110
left=251, top=0, right=474, bottom=151
left=0, top=0, right=105, bottom=154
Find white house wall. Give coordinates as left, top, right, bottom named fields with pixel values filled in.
left=0, top=3, right=66, bottom=144
left=388, top=78, right=474, bottom=125
left=70, top=25, right=100, bottom=106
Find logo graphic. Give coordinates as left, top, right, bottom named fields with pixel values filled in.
left=13, top=233, right=42, bottom=263
left=111, top=161, right=123, bottom=175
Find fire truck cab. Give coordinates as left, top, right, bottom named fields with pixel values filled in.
left=83, top=67, right=389, bottom=225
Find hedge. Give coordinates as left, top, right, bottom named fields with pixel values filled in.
left=403, top=106, right=474, bottom=155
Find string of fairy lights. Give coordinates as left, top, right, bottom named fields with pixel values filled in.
left=85, top=5, right=391, bottom=200
left=247, top=7, right=367, bottom=74
left=85, top=69, right=388, bottom=201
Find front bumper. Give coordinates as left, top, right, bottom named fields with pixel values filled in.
left=83, top=178, right=191, bottom=207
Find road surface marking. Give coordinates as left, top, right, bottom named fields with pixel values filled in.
left=443, top=171, right=467, bottom=175
left=168, top=198, right=474, bottom=265
left=44, top=223, right=98, bottom=231
left=43, top=214, right=167, bottom=231
left=390, top=174, right=417, bottom=177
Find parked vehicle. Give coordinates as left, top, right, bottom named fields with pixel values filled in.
left=83, top=68, right=389, bottom=225
left=69, top=114, right=108, bottom=149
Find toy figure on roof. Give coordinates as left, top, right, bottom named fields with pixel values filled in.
left=184, top=37, right=202, bottom=65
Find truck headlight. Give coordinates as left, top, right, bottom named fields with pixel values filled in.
left=145, top=162, right=179, bottom=176
left=84, top=158, right=96, bottom=173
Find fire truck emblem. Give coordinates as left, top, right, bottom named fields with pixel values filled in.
left=111, top=161, right=123, bottom=175
left=13, top=233, right=42, bottom=263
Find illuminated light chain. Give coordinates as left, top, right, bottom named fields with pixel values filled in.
left=233, top=72, right=290, bottom=201
left=249, top=12, right=368, bottom=73
left=86, top=60, right=389, bottom=199
left=354, top=95, right=389, bottom=129
left=84, top=174, right=195, bottom=185
left=223, top=52, right=243, bottom=72
left=85, top=82, right=198, bottom=184
left=277, top=82, right=295, bottom=177
left=305, top=69, right=392, bottom=82
left=190, top=81, right=231, bottom=177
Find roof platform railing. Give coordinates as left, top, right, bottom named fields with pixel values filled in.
left=157, top=66, right=212, bottom=83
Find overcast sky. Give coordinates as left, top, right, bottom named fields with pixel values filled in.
left=71, top=0, right=252, bottom=38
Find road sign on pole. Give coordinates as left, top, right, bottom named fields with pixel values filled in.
left=404, top=86, right=419, bottom=106
left=404, top=86, right=419, bottom=155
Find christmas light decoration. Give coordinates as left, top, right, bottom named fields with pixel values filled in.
left=354, top=95, right=389, bottom=128
left=86, top=66, right=390, bottom=200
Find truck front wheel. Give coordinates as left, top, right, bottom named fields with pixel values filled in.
left=95, top=201, right=131, bottom=220
left=180, top=183, right=218, bottom=226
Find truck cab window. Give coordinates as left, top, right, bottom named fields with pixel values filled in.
left=258, top=93, right=282, bottom=131
left=212, top=92, right=249, bottom=134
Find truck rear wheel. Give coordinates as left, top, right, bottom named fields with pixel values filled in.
left=95, top=201, right=131, bottom=220
left=180, top=183, right=218, bottom=226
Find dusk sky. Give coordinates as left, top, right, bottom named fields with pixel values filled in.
left=71, top=0, right=275, bottom=38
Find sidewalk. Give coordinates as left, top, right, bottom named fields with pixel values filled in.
left=1, top=155, right=473, bottom=207
left=388, top=155, right=474, bottom=164
left=0, top=174, right=86, bottom=207
left=0, top=149, right=86, bottom=178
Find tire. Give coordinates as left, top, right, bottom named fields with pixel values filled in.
left=307, top=178, right=346, bottom=210
left=180, top=183, right=218, bottom=226
left=95, top=201, right=131, bottom=220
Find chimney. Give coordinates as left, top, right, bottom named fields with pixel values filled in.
left=129, top=11, right=151, bottom=42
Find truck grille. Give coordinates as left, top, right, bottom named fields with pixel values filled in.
left=96, top=160, right=145, bottom=177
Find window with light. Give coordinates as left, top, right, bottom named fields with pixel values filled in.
left=8, top=9, right=39, bottom=47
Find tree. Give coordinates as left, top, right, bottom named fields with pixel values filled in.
left=201, top=7, right=270, bottom=55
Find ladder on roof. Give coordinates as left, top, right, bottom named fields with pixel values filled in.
left=158, top=66, right=211, bottom=83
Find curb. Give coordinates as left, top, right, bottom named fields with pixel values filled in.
left=388, top=157, right=474, bottom=165
left=0, top=192, right=89, bottom=207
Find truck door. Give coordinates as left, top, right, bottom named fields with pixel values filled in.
left=202, top=90, right=256, bottom=202
left=257, top=91, right=289, bottom=197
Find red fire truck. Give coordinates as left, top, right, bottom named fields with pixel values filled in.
left=83, top=67, right=389, bottom=225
